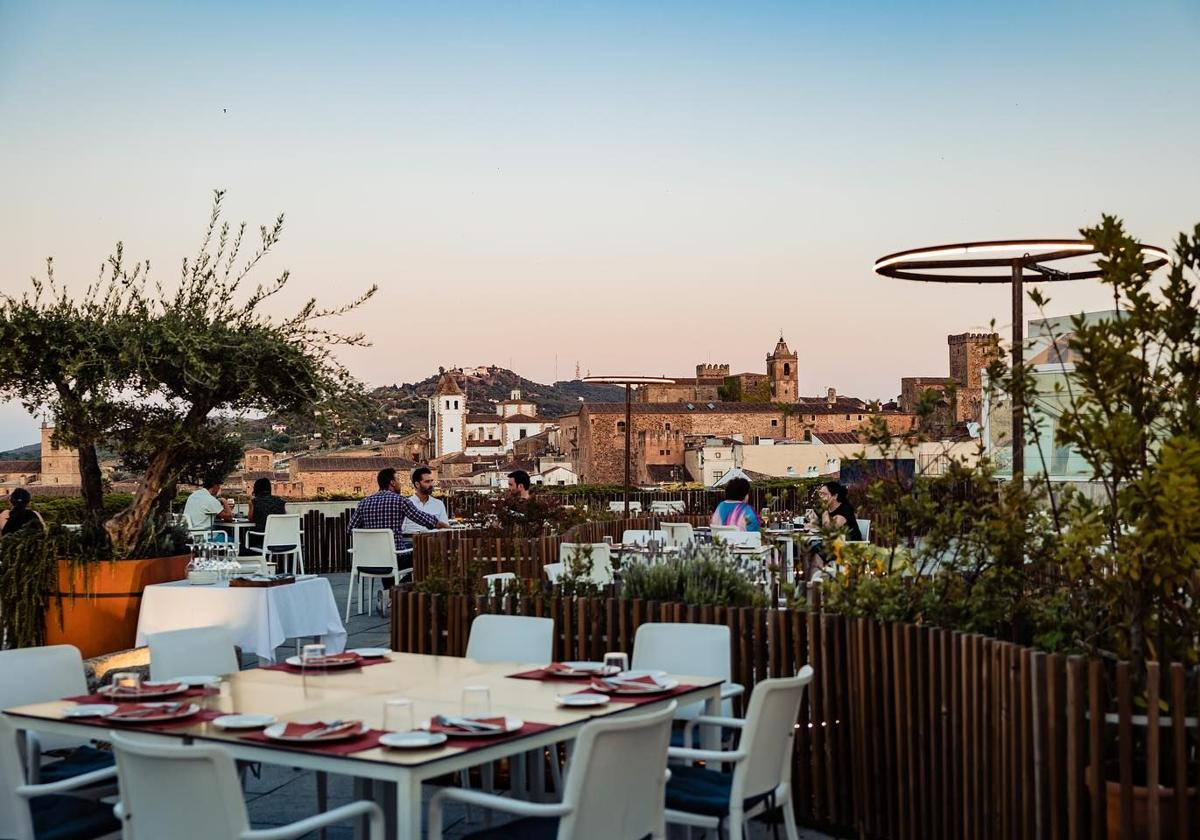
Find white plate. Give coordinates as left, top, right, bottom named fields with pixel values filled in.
left=104, top=702, right=200, bottom=723
left=212, top=714, right=276, bottom=730
left=351, top=648, right=389, bottom=658
left=548, top=661, right=610, bottom=677
left=170, top=675, right=221, bottom=687
left=64, top=704, right=119, bottom=718
left=263, top=721, right=368, bottom=742
left=421, top=716, right=524, bottom=738
left=595, top=676, right=679, bottom=695
left=380, top=731, right=448, bottom=749
left=284, top=655, right=362, bottom=670
left=556, top=693, right=610, bottom=708
left=617, top=670, right=667, bottom=680
left=98, top=683, right=188, bottom=700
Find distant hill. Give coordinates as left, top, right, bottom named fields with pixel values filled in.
left=234, top=367, right=624, bottom=451
left=0, top=443, right=39, bottom=460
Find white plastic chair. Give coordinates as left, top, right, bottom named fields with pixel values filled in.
left=712, top=529, right=762, bottom=549
left=557, top=543, right=614, bottom=585
left=857, top=518, right=872, bottom=542
left=146, top=625, right=239, bottom=680
left=632, top=623, right=744, bottom=719
left=608, top=500, right=643, bottom=513
left=465, top=614, right=554, bottom=664
left=0, top=645, right=94, bottom=780
left=621, top=529, right=666, bottom=546
left=543, top=562, right=564, bottom=583
left=661, top=522, right=695, bottom=547
left=429, top=701, right=676, bottom=840
left=666, top=666, right=814, bottom=840
left=482, top=571, right=517, bottom=594
left=247, top=514, right=304, bottom=575
left=0, top=715, right=119, bottom=840
left=346, top=529, right=410, bottom=620
left=109, top=732, right=382, bottom=840
left=649, top=500, right=685, bottom=514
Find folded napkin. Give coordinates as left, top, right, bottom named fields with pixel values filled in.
left=107, top=682, right=183, bottom=697
left=281, top=720, right=362, bottom=740
left=303, top=653, right=361, bottom=667
left=590, top=674, right=661, bottom=693
left=545, top=662, right=604, bottom=675
left=428, top=716, right=507, bottom=735
left=107, top=702, right=188, bottom=720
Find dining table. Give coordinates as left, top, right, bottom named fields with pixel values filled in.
left=3, top=652, right=724, bottom=839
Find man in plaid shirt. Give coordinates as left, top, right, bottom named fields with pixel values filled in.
left=348, top=468, right=448, bottom=553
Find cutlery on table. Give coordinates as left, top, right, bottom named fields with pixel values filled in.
left=432, top=715, right=503, bottom=732
left=301, top=719, right=353, bottom=739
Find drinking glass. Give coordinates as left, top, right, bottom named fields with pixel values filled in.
left=112, top=671, right=141, bottom=696
left=384, top=698, right=415, bottom=732
left=603, top=651, right=629, bottom=676
left=461, top=685, right=491, bottom=718
left=301, top=643, right=327, bottom=688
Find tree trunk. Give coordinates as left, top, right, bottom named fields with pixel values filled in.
left=105, top=447, right=175, bottom=552
left=76, top=441, right=105, bottom=523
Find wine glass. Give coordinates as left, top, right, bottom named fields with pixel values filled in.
left=603, top=651, right=629, bottom=676
left=384, top=698, right=415, bottom=732
left=461, top=685, right=491, bottom=718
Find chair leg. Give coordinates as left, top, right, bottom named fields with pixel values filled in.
left=315, top=771, right=328, bottom=840
left=780, top=796, right=800, bottom=840
left=344, top=571, right=356, bottom=621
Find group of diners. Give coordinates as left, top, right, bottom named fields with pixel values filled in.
left=710, top=475, right=862, bottom=579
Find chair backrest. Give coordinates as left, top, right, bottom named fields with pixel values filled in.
left=732, top=666, right=814, bottom=803
left=263, top=514, right=302, bottom=547
left=558, top=543, right=613, bottom=585
left=0, top=645, right=88, bottom=710
left=558, top=701, right=674, bottom=839
left=716, top=529, right=761, bottom=548
left=0, top=715, right=35, bottom=840
left=710, top=524, right=740, bottom=539
left=632, top=623, right=732, bottom=682
left=351, top=529, right=399, bottom=574
left=660, top=522, right=694, bottom=547
left=857, top=518, right=871, bottom=542
left=621, top=529, right=665, bottom=546
left=482, top=572, right=516, bottom=594
left=465, top=615, right=554, bottom=664
left=543, top=563, right=564, bottom=583
left=147, top=625, right=239, bottom=680
left=110, top=732, right=249, bottom=840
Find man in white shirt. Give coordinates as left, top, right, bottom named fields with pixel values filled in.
left=183, top=480, right=232, bottom=532
left=401, top=467, right=450, bottom=536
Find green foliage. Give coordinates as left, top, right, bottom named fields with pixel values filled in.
left=0, top=493, right=134, bottom=526
left=621, top=544, right=767, bottom=607
left=558, top=543, right=602, bottom=598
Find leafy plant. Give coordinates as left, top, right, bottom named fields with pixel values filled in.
left=621, top=544, right=767, bottom=607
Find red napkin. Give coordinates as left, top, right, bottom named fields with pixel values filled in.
left=572, top=684, right=699, bottom=705
left=280, top=720, right=363, bottom=740
left=107, top=682, right=184, bottom=697
left=427, top=716, right=508, bottom=735
left=106, top=702, right=190, bottom=721
left=66, top=686, right=215, bottom=704
left=306, top=653, right=362, bottom=667
left=590, top=674, right=661, bottom=693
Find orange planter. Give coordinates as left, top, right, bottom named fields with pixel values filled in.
left=44, top=554, right=190, bottom=658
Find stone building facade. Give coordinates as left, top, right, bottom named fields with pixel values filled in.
left=900, top=332, right=1000, bottom=426
left=39, top=424, right=80, bottom=486
left=286, top=456, right=416, bottom=498
left=635, top=337, right=800, bottom=404
left=558, top=398, right=918, bottom=484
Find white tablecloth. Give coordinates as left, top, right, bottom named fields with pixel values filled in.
left=134, top=577, right=348, bottom=662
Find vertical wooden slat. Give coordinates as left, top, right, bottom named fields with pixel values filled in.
left=1065, top=655, right=1086, bottom=840
left=1116, top=662, right=1133, bottom=840
left=1146, top=661, right=1160, bottom=840
left=1088, top=659, right=1106, bottom=840
left=1169, top=663, right=1188, bottom=840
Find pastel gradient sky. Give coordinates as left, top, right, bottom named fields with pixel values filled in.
left=1, top=1, right=1198, bottom=448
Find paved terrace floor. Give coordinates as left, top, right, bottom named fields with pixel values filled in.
left=239, top=572, right=833, bottom=839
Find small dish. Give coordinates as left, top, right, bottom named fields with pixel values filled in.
left=380, top=731, right=448, bottom=749
left=616, top=669, right=667, bottom=680
left=104, top=702, right=200, bottom=723
left=170, top=675, right=221, bottom=687
left=64, top=704, right=119, bottom=718
left=98, top=682, right=188, bottom=700
left=350, top=648, right=389, bottom=658
left=212, top=714, right=276, bottom=730
left=556, top=693, right=610, bottom=708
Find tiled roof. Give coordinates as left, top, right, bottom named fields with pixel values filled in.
left=810, top=432, right=862, bottom=445
left=502, top=414, right=546, bottom=423
left=294, top=456, right=415, bottom=472
left=436, top=452, right=480, bottom=465
left=466, top=439, right=502, bottom=447
left=434, top=373, right=464, bottom=396
left=576, top=399, right=882, bottom=416
left=241, top=471, right=292, bottom=482
left=0, top=460, right=40, bottom=473
left=466, top=413, right=500, bottom=423
left=243, top=447, right=273, bottom=454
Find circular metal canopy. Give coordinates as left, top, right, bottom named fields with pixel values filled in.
left=873, top=238, right=1169, bottom=284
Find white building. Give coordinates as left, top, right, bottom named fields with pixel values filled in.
left=429, top=378, right=555, bottom=458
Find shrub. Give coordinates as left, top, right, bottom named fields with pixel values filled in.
left=621, top=544, right=767, bottom=608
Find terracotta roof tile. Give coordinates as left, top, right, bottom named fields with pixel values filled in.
left=294, top=456, right=416, bottom=472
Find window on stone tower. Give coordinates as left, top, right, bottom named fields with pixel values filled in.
left=519, top=429, right=527, bottom=439
left=783, top=363, right=790, bottom=376
left=617, top=421, right=625, bottom=432
left=454, top=400, right=459, bottom=409
left=771, top=419, right=778, bottom=427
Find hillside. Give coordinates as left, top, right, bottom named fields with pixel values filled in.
left=0, top=443, right=40, bottom=460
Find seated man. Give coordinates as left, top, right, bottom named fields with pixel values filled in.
left=183, top=478, right=233, bottom=537
left=348, top=468, right=448, bottom=563
left=401, top=466, right=450, bottom=537
left=710, top=476, right=760, bottom=532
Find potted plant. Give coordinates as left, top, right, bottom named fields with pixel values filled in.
left=0, top=191, right=376, bottom=655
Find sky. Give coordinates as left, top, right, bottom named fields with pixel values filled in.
left=1, top=0, right=1198, bottom=449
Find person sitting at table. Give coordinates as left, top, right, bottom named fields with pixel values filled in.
left=710, top=477, right=760, bottom=532
left=506, top=469, right=532, bottom=501
left=0, top=487, right=45, bottom=536
left=817, top=480, right=862, bottom=541
left=402, top=467, right=450, bottom=536
left=246, top=477, right=288, bottom=554
left=182, top=478, right=233, bottom=537
left=347, top=467, right=448, bottom=554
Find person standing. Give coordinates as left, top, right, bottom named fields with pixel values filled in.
left=348, top=467, right=448, bottom=552
left=401, top=466, right=450, bottom=536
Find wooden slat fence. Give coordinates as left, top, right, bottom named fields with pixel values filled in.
left=390, top=591, right=1200, bottom=840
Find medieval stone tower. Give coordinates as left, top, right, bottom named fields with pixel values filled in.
left=767, top=336, right=799, bottom=403
left=429, top=373, right=466, bottom=457
left=948, top=333, right=1000, bottom=423
left=40, top=424, right=80, bottom=486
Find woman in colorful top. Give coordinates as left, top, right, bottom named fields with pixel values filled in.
left=710, top=477, right=760, bottom=532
